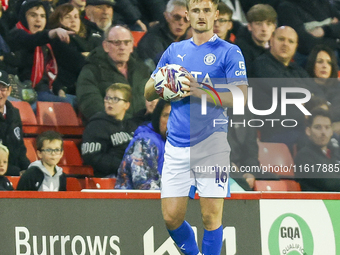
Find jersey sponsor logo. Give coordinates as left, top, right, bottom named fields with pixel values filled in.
left=177, top=54, right=186, bottom=61
left=236, top=49, right=242, bottom=56
left=204, top=53, right=216, bottom=65
left=239, top=61, right=245, bottom=69
left=235, top=70, right=246, bottom=76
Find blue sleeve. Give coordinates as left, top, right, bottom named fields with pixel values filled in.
left=225, top=45, right=248, bottom=85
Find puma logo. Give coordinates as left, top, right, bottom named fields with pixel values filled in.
left=177, top=54, right=186, bottom=61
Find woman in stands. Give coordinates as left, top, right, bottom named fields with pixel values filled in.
left=48, top=3, right=100, bottom=107
left=7, top=0, right=74, bottom=104
left=305, top=45, right=340, bottom=134
left=80, top=83, right=139, bottom=177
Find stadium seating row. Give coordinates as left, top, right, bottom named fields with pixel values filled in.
left=7, top=176, right=117, bottom=191
left=12, top=101, right=84, bottom=136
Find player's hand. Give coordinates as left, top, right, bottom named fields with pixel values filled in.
left=48, top=28, right=75, bottom=44
left=181, top=74, right=202, bottom=99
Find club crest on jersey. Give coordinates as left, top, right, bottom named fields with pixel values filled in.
left=204, top=53, right=216, bottom=65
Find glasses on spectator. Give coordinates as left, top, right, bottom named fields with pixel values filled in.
left=104, top=96, right=127, bottom=103
left=106, top=39, right=132, bottom=46
left=215, top=18, right=232, bottom=24
left=170, top=13, right=189, bottom=23
left=40, top=148, right=63, bottom=155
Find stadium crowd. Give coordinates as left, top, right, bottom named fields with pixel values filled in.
left=0, top=0, right=340, bottom=192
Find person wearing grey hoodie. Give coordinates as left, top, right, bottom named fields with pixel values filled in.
left=17, top=131, right=66, bottom=191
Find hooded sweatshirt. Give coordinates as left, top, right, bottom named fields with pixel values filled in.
left=17, top=160, right=66, bottom=191
left=81, top=112, right=138, bottom=177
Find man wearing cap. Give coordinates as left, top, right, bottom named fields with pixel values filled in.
left=84, top=0, right=147, bottom=39
left=0, top=70, right=30, bottom=176
left=84, top=0, right=115, bottom=37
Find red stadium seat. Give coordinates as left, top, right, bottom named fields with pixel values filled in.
left=66, top=177, right=83, bottom=191
left=258, top=142, right=294, bottom=176
left=59, top=140, right=83, bottom=166
left=11, top=101, right=37, bottom=125
left=284, top=180, right=301, bottom=191
left=85, top=177, right=117, bottom=189
left=7, top=176, right=20, bottom=190
left=131, top=31, right=145, bottom=47
left=62, top=166, right=94, bottom=177
left=254, top=180, right=301, bottom=191
left=36, top=102, right=79, bottom=126
left=23, top=138, right=38, bottom=162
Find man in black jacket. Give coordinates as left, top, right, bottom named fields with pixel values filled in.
left=250, top=26, right=315, bottom=151
left=0, top=70, right=30, bottom=176
left=295, top=108, right=340, bottom=191
left=76, top=25, right=150, bottom=122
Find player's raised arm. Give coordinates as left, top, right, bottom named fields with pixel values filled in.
left=144, top=77, right=159, bottom=101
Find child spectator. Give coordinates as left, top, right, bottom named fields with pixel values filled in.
left=0, top=144, right=14, bottom=190
left=17, top=130, right=66, bottom=191
left=81, top=83, right=139, bottom=177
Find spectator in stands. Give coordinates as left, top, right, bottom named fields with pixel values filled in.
left=48, top=3, right=99, bottom=107
left=277, top=0, right=340, bottom=67
left=134, top=0, right=167, bottom=28
left=83, top=0, right=115, bottom=39
left=17, top=130, right=67, bottom=191
left=213, top=2, right=233, bottom=42
left=0, top=144, right=14, bottom=190
left=7, top=0, right=75, bottom=104
left=113, top=0, right=147, bottom=32
left=0, top=69, right=30, bottom=176
left=57, top=0, right=86, bottom=11
left=76, top=25, right=150, bottom=122
left=305, top=44, right=340, bottom=131
left=235, top=4, right=276, bottom=70
left=115, top=99, right=170, bottom=189
left=250, top=26, right=313, bottom=151
left=69, top=0, right=86, bottom=11
left=133, top=98, right=159, bottom=124
left=0, top=0, right=18, bottom=75
left=137, top=0, right=190, bottom=70
left=84, top=0, right=147, bottom=41
left=81, top=83, right=139, bottom=177
left=294, top=108, right=340, bottom=191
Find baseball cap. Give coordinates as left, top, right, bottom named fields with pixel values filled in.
left=0, top=70, right=10, bottom=87
left=86, top=0, right=115, bottom=7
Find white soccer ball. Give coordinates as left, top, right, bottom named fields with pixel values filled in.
left=154, top=64, right=190, bottom=101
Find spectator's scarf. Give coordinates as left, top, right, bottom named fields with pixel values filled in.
left=15, top=21, right=57, bottom=89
